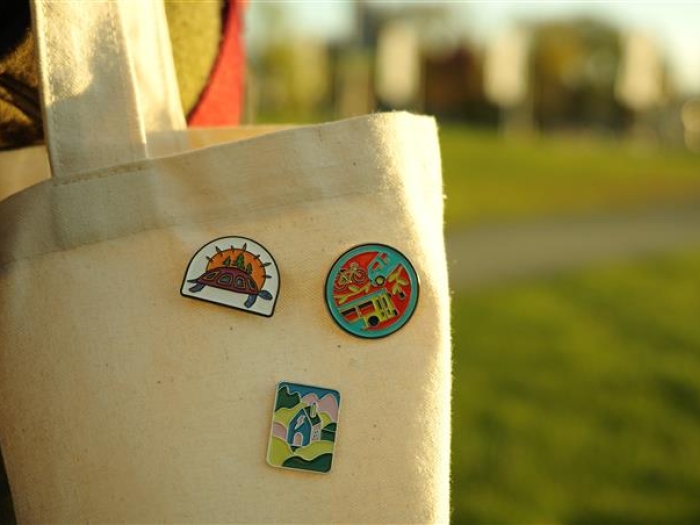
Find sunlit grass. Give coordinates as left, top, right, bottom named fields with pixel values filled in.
left=440, top=125, right=700, bottom=228
left=451, top=249, right=700, bottom=523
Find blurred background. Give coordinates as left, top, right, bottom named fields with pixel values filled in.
left=243, top=2, right=700, bottom=523
left=0, top=1, right=698, bottom=523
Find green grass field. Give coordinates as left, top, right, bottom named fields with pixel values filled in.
left=440, top=125, right=700, bottom=228
left=443, top=125, right=700, bottom=523
left=451, top=250, right=700, bottom=523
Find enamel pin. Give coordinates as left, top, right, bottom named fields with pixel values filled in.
left=325, top=243, right=419, bottom=338
left=267, top=382, right=341, bottom=474
left=181, top=236, right=279, bottom=317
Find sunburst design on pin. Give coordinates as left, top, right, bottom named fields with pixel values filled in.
left=181, top=236, right=280, bottom=317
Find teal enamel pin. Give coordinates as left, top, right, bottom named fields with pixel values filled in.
left=325, top=243, right=419, bottom=338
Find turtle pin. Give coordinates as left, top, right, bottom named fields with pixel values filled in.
left=181, top=237, right=280, bottom=317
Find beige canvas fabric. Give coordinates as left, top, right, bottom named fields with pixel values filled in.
left=33, top=0, right=187, bottom=178
left=0, top=1, right=451, bottom=523
left=0, top=127, right=289, bottom=203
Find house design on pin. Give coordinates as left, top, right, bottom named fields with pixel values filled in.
left=268, top=382, right=341, bottom=473
left=286, top=403, right=322, bottom=447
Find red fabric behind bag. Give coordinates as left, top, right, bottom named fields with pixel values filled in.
left=188, top=0, right=245, bottom=126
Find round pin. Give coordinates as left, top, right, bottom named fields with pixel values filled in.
left=325, top=243, right=419, bottom=339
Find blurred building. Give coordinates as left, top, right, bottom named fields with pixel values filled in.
left=375, top=20, right=421, bottom=111
left=422, top=46, right=498, bottom=125
left=247, top=4, right=696, bottom=149
left=484, top=27, right=532, bottom=132
left=359, top=3, right=497, bottom=123
left=616, top=32, right=666, bottom=112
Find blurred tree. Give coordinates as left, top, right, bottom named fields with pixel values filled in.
left=530, top=19, right=632, bottom=132
left=256, top=39, right=330, bottom=122
left=249, top=4, right=331, bottom=122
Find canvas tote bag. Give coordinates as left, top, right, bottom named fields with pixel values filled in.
left=0, top=1, right=451, bottom=523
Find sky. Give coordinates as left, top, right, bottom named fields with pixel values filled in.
left=246, top=1, right=700, bottom=95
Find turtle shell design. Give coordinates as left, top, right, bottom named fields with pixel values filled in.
left=189, top=266, right=260, bottom=295
left=187, top=251, right=274, bottom=308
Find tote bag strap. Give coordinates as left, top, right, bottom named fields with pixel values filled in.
left=31, top=0, right=187, bottom=180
